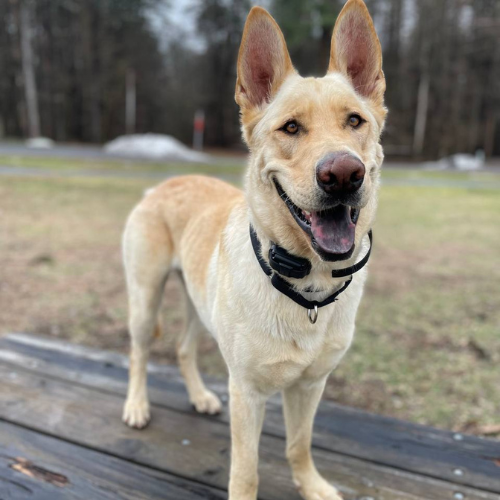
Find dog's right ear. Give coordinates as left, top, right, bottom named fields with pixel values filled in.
left=235, top=7, right=295, bottom=111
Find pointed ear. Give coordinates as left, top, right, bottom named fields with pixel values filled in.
left=328, top=0, right=385, bottom=103
left=235, top=7, right=295, bottom=110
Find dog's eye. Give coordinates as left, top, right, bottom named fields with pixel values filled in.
left=348, top=114, right=363, bottom=128
left=282, top=120, right=299, bottom=135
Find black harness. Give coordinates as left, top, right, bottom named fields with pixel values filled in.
left=249, top=226, right=373, bottom=323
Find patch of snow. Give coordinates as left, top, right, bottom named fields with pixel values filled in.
left=104, top=134, right=210, bottom=163
left=26, top=137, right=55, bottom=149
left=423, top=151, right=485, bottom=171
left=422, top=158, right=452, bottom=170
left=451, top=152, right=484, bottom=171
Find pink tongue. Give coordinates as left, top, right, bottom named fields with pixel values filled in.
left=310, top=205, right=355, bottom=254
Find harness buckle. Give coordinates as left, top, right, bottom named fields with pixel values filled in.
left=307, top=305, right=319, bottom=324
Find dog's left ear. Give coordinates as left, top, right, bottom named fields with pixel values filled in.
left=235, top=7, right=295, bottom=111
left=328, top=0, right=385, bottom=104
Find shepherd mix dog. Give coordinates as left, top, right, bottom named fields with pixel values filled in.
left=122, top=0, right=386, bottom=498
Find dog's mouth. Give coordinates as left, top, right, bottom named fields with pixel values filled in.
left=274, top=180, right=359, bottom=261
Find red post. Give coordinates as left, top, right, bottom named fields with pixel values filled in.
left=193, top=110, right=205, bottom=151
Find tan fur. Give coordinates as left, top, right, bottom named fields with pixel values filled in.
left=153, top=323, right=162, bottom=340
left=122, top=1, right=386, bottom=498
left=329, top=0, right=386, bottom=106
left=235, top=6, right=295, bottom=116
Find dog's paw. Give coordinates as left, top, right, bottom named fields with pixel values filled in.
left=191, top=390, right=222, bottom=415
left=294, top=474, right=343, bottom=500
left=122, top=398, right=151, bottom=429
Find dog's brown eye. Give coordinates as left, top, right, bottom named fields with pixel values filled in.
left=348, top=114, right=362, bottom=128
left=283, top=121, right=299, bottom=134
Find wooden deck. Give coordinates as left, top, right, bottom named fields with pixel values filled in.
left=0, top=333, right=499, bottom=500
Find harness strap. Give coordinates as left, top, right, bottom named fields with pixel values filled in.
left=331, top=230, right=373, bottom=278
left=249, top=225, right=372, bottom=318
left=271, top=272, right=352, bottom=309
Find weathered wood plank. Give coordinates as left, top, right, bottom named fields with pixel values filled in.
left=0, top=420, right=226, bottom=500
left=0, top=361, right=497, bottom=500
left=1, top=333, right=499, bottom=495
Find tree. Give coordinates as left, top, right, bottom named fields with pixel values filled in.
left=19, top=0, right=41, bottom=138
left=0, top=0, right=173, bottom=142
left=0, top=0, right=498, bottom=155
left=272, top=0, right=342, bottom=76
left=194, top=0, right=251, bottom=146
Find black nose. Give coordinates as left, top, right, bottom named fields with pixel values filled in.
left=316, top=152, right=365, bottom=195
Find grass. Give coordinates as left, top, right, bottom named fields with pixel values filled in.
left=0, top=154, right=244, bottom=176
left=330, top=184, right=500, bottom=432
left=0, top=162, right=498, bottom=435
left=381, top=167, right=500, bottom=183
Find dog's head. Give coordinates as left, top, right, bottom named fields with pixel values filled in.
left=236, top=0, right=386, bottom=263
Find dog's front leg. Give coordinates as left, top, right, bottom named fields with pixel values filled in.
left=228, top=379, right=266, bottom=500
left=283, top=377, right=342, bottom=500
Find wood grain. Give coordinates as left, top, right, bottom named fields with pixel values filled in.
left=0, top=420, right=227, bottom=500
left=0, top=356, right=498, bottom=500
left=1, top=333, right=499, bottom=495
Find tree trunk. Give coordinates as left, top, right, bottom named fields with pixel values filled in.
left=19, top=0, right=40, bottom=138
left=413, top=73, right=430, bottom=157
left=80, top=3, right=102, bottom=142
left=126, top=69, right=136, bottom=136
left=484, top=111, right=496, bottom=158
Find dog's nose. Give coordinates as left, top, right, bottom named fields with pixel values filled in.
left=316, top=152, right=365, bottom=195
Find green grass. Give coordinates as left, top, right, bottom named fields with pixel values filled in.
left=382, top=167, right=500, bottom=182
left=0, top=154, right=244, bottom=176
left=331, top=182, right=500, bottom=431
left=0, top=162, right=499, bottom=434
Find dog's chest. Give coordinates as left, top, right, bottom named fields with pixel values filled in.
left=246, top=329, right=350, bottom=392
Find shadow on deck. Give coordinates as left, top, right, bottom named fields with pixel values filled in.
left=0, top=333, right=499, bottom=500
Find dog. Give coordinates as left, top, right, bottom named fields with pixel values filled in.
left=122, top=0, right=386, bottom=498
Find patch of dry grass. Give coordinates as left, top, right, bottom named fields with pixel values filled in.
left=0, top=171, right=498, bottom=435
left=0, top=154, right=244, bottom=175
left=331, top=185, right=500, bottom=433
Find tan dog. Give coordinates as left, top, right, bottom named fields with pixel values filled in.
left=122, top=0, right=386, bottom=498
